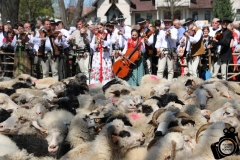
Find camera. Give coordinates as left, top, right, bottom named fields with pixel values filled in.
left=211, top=127, right=239, bottom=159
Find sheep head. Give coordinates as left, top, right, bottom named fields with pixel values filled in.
left=106, top=120, right=145, bottom=151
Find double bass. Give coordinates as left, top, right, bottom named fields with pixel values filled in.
left=112, top=39, right=142, bottom=78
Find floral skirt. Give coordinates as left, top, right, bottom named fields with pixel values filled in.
left=90, top=51, right=113, bottom=85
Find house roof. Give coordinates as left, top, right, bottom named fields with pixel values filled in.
left=82, top=7, right=96, bottom=17
left=92, top=0, right=137, bottom=8
left=130, top=0, right=155, bottom=11
left=190, top=0, right=213, bottom=9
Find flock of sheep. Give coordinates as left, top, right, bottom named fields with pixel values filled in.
left=0, top=73, right=240, bottom=160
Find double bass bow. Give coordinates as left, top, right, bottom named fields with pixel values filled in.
left=112, top=39, right=142, bottom=78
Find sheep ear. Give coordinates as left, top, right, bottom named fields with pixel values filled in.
left=148, top=120, right=154, bottom=125
left=206, top=89, right=213, bottom=98
left=111, top=135, right=119, bottom=143
left=49, top=104, right=59, bottom=108
left=175, top=99, right=185, bottom=105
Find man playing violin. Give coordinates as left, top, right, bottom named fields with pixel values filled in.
left=33, top=19, right=60, bottom=80
left=155, top=19, right=178, bottom=81
left=137, top=18, right=153, bottom=75
left=211, top=18, right=233, bottom=80
left=181, top=18, right=205, bottom=77
left=55, top=20, right=70, bottom=80
left=11, top=23, right=33, bottom=77
left=69, top=18, right=91, bottom=82
left=111, top=15, right=131, bottom=52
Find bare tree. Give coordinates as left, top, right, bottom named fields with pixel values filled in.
left=72, top=0, right=84, bottom=26
left=0, top=0, right=20, bottom=25
left=163, top=0, right=188, bottom=20
left=58, top=0, right=68, bottom=27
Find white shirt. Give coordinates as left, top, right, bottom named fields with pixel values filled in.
left=112, top=24, right=131, bottom=48
left=155, top=27, right=178, bottom=49
left=0, top=32, right=4, bottom=47
left=33, top=29, right=53, bottom=53
left=11, top=34, right=34, bottom=51
left=209, top=27, right=221, bottom=37
left=90, top=33, right=110, bottom=52
left=182, top=27, right=203, bottom=52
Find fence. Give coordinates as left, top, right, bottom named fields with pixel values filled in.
left=0, top=50, right=240, bottom=81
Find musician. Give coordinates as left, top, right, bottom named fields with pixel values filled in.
left=181, top=18, right=205, bottom=77
left=145, top=20, right=161, bottom=75
left=112, top=15, right=131, bottom=51
left=55, top=20, right=70, bottom=80
left=137, top=18, right=153, bottom=74
left=209, top=18, right=221, bottom=37
left=120, top=29, right=145, bottom=86
left=211, top=18, right=233, bottom=80
left=105, top=21, right=116, bottom=63
left=69, top=18, right=91, bottom=82
left=33, top=19, right=60, bottom=80
left=155, top=19, right=178, bottom=81
left=90, top=22, right=113, bottom=85
left=11, top=23, right=33, bottom=77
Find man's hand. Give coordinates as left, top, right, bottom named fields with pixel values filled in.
left=16, top=39, right=22, bottom=43
left=41, top=38, right=47, bottom=41
left=212, top=37, right=218, bottom=42
left=73, top=46, right=77, bottom=50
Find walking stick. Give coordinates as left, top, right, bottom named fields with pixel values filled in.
left=208, top=49, right=212, bottom=71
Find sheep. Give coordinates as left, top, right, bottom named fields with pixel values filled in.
left=175, top=122, right=232, bottom=160
left=60, top=119, right=145, bottom=160
left=102, top=78, right=130, bottom=93
left=144, top=132, right=185, bottom=160
left=0, top=108, right=12, bottom=123
left=76, top=94, right=95, bottom=114
left=34, top=77, right=59, bottom=89
left=0, top=93, right=19, bottom=110
left=114, top=95, right=138, bottom=113
left=124, top=147, right=148, bottom=160
left=0, top=105, right=47, bottom=135
left=31, top=110, right=74, bottom=156
left=150, top=83, right=170, bottom=97
left=140, top=74, right=168, bottom=86
left=209, top=102, right=238, bottom=124
left=0, top=133, right=20, bottom=156
left=65, top=114, right=96, bottom=148
left=88, top=83, right=104, bottom=96
left=129, top=90, right=143, bottom=106
left=0, top=74, right=36, bottom=89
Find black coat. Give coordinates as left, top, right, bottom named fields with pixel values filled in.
left=213, top=28, right=233, bottom=61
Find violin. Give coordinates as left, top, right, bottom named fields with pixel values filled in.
left=18, top=32, right=30, bottom=44
left=214, top=31, right=223, bottom=41
left=80, top=24, right=89, bottom=34
left=184, top=29, right=196, bottom=37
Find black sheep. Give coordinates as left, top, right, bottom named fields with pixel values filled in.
left=151, top=93, right=185, bottom=108
left=51, top=97, right=77, bottom=115
left=0, top=108, right=12, bottom=123
left=0, top=88, right=16, bottom=96
left=8, top=135, right=71, bottom=159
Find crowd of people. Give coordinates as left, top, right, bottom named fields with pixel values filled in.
left=0, top=15, right=240, bottom=86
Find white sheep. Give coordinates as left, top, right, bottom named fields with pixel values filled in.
left=65, top=113, right=96, bottom=148
left=0, top=93, right=19, bottom=110
left=114, top=95, right=138, bottom=113
left=32, top=110, right=74, bottom=155
left=61, top=119, right=145, bottom=160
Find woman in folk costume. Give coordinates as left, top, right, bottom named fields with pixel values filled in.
left=120, top=29, right=145, bottom=86
left=90, top=22, right=113, bottom=85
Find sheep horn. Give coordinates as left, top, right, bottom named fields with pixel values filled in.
left=174, top=112, right=192, bottom=119
left=10, top=93, right=21, bottom=100
left=195, top=123, right=213, bottom=143
left=170, top=140, right=176, bottom=160
left=107, top=125, right=123, bottom=150
left=205, top=89, right=213, bottom=98
left=166, top=126, right=184, bottom=134
left=147, top=137, right=161, bottom=151
left=151, top=109, right=166, bottom=127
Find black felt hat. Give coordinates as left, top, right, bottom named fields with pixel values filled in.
left=137, top=18, right=146, bottom=24
left=117, top=15, right=126, bottom=21
left=218, top=17, right=233, bottom=23
left=183, top=18, right=194, bottom=26
left=50, top=20, right=57, bottom=25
